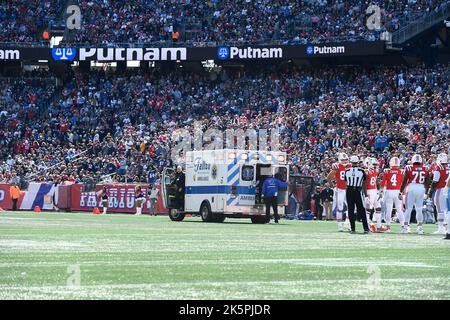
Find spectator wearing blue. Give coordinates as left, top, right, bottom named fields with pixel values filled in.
left=262, top=172, right=289, bottom=224
left=375, top=132, right=389, bottom=151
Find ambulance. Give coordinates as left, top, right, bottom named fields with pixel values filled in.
left=161, top=149, right=289, bottom=223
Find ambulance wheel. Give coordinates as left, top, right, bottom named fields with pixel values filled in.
left=169, top=209, right=185, bottom=221
left=200, top=202, right=213, bottom=222
left=214, top=214, right=226, bottom=223
left=251, top=216, right=270, bottom=224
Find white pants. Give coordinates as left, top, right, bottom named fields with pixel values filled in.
left=434, top=188, right=448, bottom=225
left=384, top=189, right=404, bottom=225
left=366, top=189, right=381, bottom=210
left=404, top=184, right=425, bottom=225
left=332, top=188, right=346, bottom=220
left=433, top=188, right=447, bottom=215
left=332, top=188, right=346, bottom=212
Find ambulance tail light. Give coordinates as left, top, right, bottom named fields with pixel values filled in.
left=277, top=155, right=285, bottom=163
left=241, top=153, right=248, bottom=160
left=228, top=152, right=236, bottom=160
left=266, top=155, right=272, bottom=161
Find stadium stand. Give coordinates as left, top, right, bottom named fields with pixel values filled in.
left=1, top=64, right=448, bottom=187
left=1, top=0, right=449, bottom=45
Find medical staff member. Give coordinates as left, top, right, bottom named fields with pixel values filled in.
left=262, top=173, right=288, bottom=224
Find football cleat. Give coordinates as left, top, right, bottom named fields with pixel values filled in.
left=401, top=226, right=409, bottom=234
left=433, top=226, right=446, bottom=235
left=444, top=234, right=450, bottom=240
left=338, top=222, right=344, bottom=232
left=344, top=220, right=351, bottom=231
left=385, top=226, right=391, bottom=233
left=376, top=226, right=387, bottom=232
left=369, top=223, right=376, bottom=232
left=417, top=226, right=424, bottom=235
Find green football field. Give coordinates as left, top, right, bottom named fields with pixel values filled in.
left=0, top=211, right=449, bottom=300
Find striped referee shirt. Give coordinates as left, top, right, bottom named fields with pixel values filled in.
left=344, top=167, right=366, bottom=188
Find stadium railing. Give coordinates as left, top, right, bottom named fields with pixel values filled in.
left=392, top=1, right=450, bottom=44
left=1, top=35, right=380, bottom=49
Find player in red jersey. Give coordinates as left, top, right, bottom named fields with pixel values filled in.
left=364, top=158, right=385, bottom=232
left=399, top=154, right=430, bottom=235
left=446, top=171, right=450, bottom=240
left=428, top=153, right=449, bottom=235
left=327, top=153, right=351, bottom=231
left=381, top=157, right=405, bottom=232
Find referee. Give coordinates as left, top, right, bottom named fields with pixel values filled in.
left=344, top=156, right=369, bottom=234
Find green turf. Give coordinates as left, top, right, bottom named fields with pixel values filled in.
left=0, top=211, right=449, bottom=299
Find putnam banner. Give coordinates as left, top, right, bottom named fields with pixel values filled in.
left=1, top=41, right=386, bottom=62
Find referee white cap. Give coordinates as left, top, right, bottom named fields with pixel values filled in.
left=350, top=155, right=359, bottom=163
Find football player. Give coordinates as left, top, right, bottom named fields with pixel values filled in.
left=327, top=153, right=351, bottom=231
left=445, top=172, right=450, bottom=240
left=399, top=154, right=430, bottom=235
left=381, top=157, right=405, bottom=232
left=363, top=158, right=385, bottom=232
left=428, top=153, right=449, bottom=235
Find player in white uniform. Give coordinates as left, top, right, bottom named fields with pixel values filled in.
left=399, top=154, right=430, bottom=235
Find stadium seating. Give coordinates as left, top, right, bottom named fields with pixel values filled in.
left=1, top=64, right=448, bottom=185
left=1, top=0, right=449, bottom=45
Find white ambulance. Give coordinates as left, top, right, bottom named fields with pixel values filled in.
left=161, top=149, right=289, bottom=223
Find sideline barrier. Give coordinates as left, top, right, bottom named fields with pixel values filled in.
left=70, top=183, right=168, bottom=214
left=0, top=183, right=56, bottom=210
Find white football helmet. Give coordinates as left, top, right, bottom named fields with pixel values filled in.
left=363, top=157, right=373, bottom=168
left=436, top=153, right=448, bottom=164
left=338, top=153, right=349, bottom=164
left=411, top=154, right=423, bottom=164
left=350, top=155, right=359, bottom=164
left=389, top=157, right=400, bottom=168
left=371, top=158, right=379, bottom=168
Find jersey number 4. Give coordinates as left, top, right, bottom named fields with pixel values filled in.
left=390, top=174, right=397, bottom=186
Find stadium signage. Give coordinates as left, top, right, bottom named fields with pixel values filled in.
left=307, top=45, right=345, bottom=55
left=217, top=46, right=283, bottom=60
left=78, top=47, right=187, bottom=61
left=0, top=49, right=20, bottom=60
left=1, top=41, right=385, bottom=62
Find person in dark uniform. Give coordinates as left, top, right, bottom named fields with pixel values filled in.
left=344, top=156, right=370, bottom=234
left=173, top=166, right=185, bottom=211
left=312, top=186, right=322, bottom=220
left=100, top=186, right=109, bottom=215
left=135, top=186, right=145, bottom=215
left=262, top=173, right=288, bottom=223
left=320, top=183, right=334, bottom=220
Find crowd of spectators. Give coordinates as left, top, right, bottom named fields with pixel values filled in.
left=0, top=0, right=64, bottom=44
left=1, top=0, right=449, bottom=45
left=0, top=63, right=448, bottom=190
